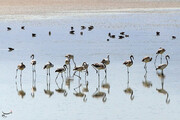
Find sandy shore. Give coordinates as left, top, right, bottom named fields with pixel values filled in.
left=0, top=0, right=180, bottom=16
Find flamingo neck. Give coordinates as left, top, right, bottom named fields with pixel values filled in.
left=166, top=56, right=169, bottom=65
left=130, top=56, right=133, bottom=64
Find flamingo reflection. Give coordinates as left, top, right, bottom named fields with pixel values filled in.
left=156, top=71, right=170, bottom=104
left=15, top=62, right=26, bottom=98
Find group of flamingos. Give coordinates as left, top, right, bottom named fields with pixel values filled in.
left=15, top=47, right=170, bottom=103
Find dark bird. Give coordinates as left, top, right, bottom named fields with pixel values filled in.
left=8, top=47, right=14, bottom=52
left=81, top=26, right=86, bottom=30
left=88, top=26, right=94, bottom=31
left=49, top=31, right=51, bottom=36
left=70, top=30, right=75, bottom=34
left=156, top=31, right=160, bottom=36
left=172, top=36, right=176, bottom=39
left=7, top=27, right=11, bottom=31
left=21, top=26, right=25, bottom=30
left=119, top=36, right=124, bottom=39
left=120, top=32, right=125, bottom=35
left=125, top=35, right=129, bottom=37
left=32, top=33, right=36, bottom=37
left=80, top=32, right=83, bottom=35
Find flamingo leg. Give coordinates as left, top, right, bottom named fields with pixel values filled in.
left=20, top=70, right=23, bottom=90
left=69, top=62, right=71, bottom=77
left=154, top=54, right=158, bottom=68
left=55, top=73, right=60, bottom=88
left=34, top=65, right=36, bottom=87
left=127, top=67, right=129, bottom=88
left=98, top=70, right=100, bottom=92
left=46, top=69, right=48, bottom=89
left=61, top=73, right=64, bottom=89
left=32, top=65, right=34, bottom=87
left=48, top=68, right=51, bottom=89
left=78, top=71, right=81, bottom=93
left=15, top=69, right=18, bottom=79
left=160, top=54, right=162, bottom=64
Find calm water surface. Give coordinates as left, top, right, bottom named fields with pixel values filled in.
left=0, top=11, right=180, bottom=120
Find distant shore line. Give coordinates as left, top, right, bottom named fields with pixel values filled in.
left=0, top=7, right=180, bottom=21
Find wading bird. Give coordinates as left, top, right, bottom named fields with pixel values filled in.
left=43, top=61, right=54, bottom=97
left=65, top=54, right=76, bottom=78
left=81, top=62, right=89, bottom=92
left=101, top=55, right=110, bottom=93
left=15, top=62, right=26, bottom=98
left=142, top=56, right=152, bottom=72
left=123, top=55, right=134, bottom=82
left=73, top=63, right=88, bottom=102
left=154, top=47, right=166, bottom=66
left=30, top=54, right=37, bottom=98
left=55, top=65, right=68, bottom=96
left=92, top=62, right=107, bottom=102
left=156, top=55, right=170, bottom=73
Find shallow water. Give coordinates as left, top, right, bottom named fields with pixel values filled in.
left=0, top=11, right=180, bottom=120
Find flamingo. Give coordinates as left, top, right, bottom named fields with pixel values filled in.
left=91, top=62, right=107, bottom=102
left=55, top=65, right=68, bottom=96
left=15, top=62, right=26, bottom=98
left=156, top=55, right=170, bottom=72
left=123, top=55, right=134, bottom=83
left=154, top=47, right=166, bottom=66
left=43, top=61, right=54, bottom=97
left=30, top=54, right=37, bottom=98
left=81, top=62, right=89, bottom=92
left=142, top=56, right=152, bottom=71
left=65, top=54, right=76, bottom=78
left=101, top=55, right=110, bottom=93
left=73, top=63, right=87, bottom=102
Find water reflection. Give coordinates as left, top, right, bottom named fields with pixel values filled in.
left=15, top=82, right=26, bottom=99
left=124, top=79, right=134, bottom=101
left=156, top=71, right=170, bottom=104
left=15, top=62, right=26, bottom=98
left=44, top=81, right=54, bottom=97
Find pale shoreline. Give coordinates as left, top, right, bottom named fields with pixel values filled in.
left=0, top=0, right=180, bottom=20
